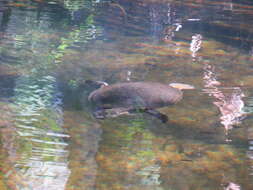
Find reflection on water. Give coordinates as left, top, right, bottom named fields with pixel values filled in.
left=224, top=182, right=241, bottom=190
left=95, top=118, right=163, bottom=190
left=0, top=75, right=70, bottom=190
left=203, top=64, right=246, bottom=136
left=149, top=3, right=170, bottom=39
left=245, top=97, right=253, bottom=179
left=248, top=138, right=253, bottom=175
left=190, top=34, right=202, bottom=59
left=189, top=31, right=246, bottom=137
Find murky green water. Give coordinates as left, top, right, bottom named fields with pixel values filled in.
left=0, top=0, right=253, bottom=189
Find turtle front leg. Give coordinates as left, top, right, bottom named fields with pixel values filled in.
left=93, top=107, right=132, bottom=119
left=142, top=109, right=168, bottom=123
left=93, top=108, right=168, bottom=123
left=93, top=109, right=107, bottom=119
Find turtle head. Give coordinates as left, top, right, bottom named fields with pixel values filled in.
left=85, top=80, right=109, bottom=88
left=169, top=83, right=195, bottom=90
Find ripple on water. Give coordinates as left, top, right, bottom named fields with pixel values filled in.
left=0, top=75, right=71, bottom=190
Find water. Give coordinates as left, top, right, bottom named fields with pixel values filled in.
left=0, top=0, right=253, bottom=189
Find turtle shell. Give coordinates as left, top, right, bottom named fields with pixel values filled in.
left=88, top=82, right=183, bottom=109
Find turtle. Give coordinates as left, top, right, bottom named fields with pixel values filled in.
left=87, top=81, right=194, bottom=123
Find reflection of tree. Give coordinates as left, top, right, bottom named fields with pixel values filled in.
left=248, top=137, right=253, bottom=183
left=0, top=6, right=11, bottom=33
left=0, top=5, right=72, bottom=188
left=0, top=1, right=106, bottom=188
left=0, top=75, right=71, bottom=190
left=96, top=0, right=183, bottom=40
left=149, top=2, right=182, bottom=41
left=63, top=0, right=96, bottom=12
left=44, top=0, right=106, bottom=87
left=244, top=97, right=253, bottom=181
left=149, top=3, right=165, bottom=39
left=52, top=13, right=103, bottom=63
left=62, top=111, right=102, bottom=190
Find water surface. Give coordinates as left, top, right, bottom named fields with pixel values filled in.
left=0, top=0, right=253, bottom=189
